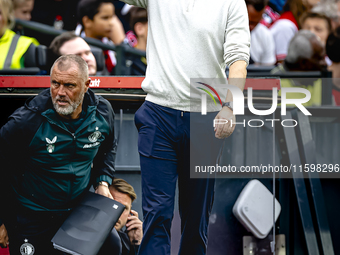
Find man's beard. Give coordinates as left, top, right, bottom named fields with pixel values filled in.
left=52, top=91, right=85, bottom=116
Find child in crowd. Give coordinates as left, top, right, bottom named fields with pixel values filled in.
left=129, top=7, right=147, bottom=52
left=13, top=0, right=34, bottom=21
left=0, top=0, right=39, bottom=69
left=126, top=6, right=148, bottom=75
left=76, top=0, right=126, bottom=74
left=12, top=0, right=35, bottom=35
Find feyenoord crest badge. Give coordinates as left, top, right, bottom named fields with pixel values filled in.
left=88, top=127, right=101, bottom=142
left=20, top=239, right=35, bottom=255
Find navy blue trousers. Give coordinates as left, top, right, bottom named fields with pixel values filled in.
left=135, top=101, right=223, bottom=255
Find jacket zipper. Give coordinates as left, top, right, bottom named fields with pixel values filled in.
left=68, top=132, right=77, bottom=203
left=48, top=120, right=77, bottom=203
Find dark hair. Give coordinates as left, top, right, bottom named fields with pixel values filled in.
left=245, top=0, right=269, bottom=12
left=326, top=26, right=340, bottom=63
left=300, top=12, right=332, bottom=34
left=282, top=0, right=308, bottom=28
left=129, top=7, right=148, bottom=35
left=49, top=31, right=79, bottom=56
left=77, top=0, right=112, bottom=25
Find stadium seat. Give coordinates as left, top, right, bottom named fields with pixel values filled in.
left=0, top=44, right=48, bottom=75
left=91, top=46, right=106, bottom=75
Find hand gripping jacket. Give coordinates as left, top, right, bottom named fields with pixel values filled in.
left=0, top=88, right=116, bottom=215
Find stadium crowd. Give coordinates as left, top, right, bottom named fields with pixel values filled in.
left=1, top=0, right=340, bottom=103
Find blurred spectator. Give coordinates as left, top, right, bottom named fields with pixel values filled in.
left=76, top=0, right=126, bottom=74
left=13, top=0, right=34, bottom=21
left=301, top=12, right=332, bottom=45
left=76, top=0, right=126, bottom=45
left=269, top=0, right=286, bottom=12
left=260, top=0, right=284, bottom=28
left=272, top=30, right=326, bottom=106
left=260, top=5, right=281, bottom=28
left=312, top=0, right=340, bottom=30
left=49, top=31, right=97, bottom=75
left=301, top=11, right=332, bottom=66
left=0, top=0, right=39, bottom=69
left=12, top=0, right=34, bottom=35
left=284, top=30, right=325, bottom=71
left=270, top=0, right=320, bottom=63
left=126, top=6, right=147, bottom=75
left=326, top=26, right=340, bottom=104
left=129, top=7, right=147, bottom=52
left=246, top=0, right=276, bottom=66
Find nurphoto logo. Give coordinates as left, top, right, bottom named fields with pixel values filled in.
left=196, top=82, right=312, bottom=128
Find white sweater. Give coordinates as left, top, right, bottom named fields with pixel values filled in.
left=121, top=0, right=250, bottom=111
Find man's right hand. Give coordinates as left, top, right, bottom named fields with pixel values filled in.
left=0, top=224, right=9, bottom=248
left=214, top=106, right=236, bottom=139
left=126, top=210, right=143, bottom=245
left=95, top=183, right=114, bottom=199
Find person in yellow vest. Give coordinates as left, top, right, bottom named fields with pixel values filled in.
left=0, top=0, right=39, bottom=69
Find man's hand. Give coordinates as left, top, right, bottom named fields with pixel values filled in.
left=126, top=210, right=143, bottom=245
left=214, top=106, right=236, bottom=139
left=0, top=224, right=9, bottom=248
left=95, top=183, right=113, bottom=199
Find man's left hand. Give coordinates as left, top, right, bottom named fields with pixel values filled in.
left=95, top=183, right=113, bottom=199
left=126, top=210, right=143, bottom=245
left=214, top=107, right=236, bottom=139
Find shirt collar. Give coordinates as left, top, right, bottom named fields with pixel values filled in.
left=0, top=29, right=12, bottom=43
